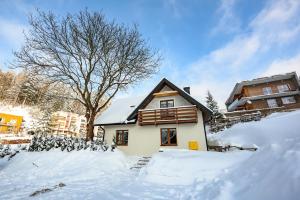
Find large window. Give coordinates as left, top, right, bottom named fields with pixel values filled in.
left=161, top=128, right=177, bottom=146
left=277, top=84, right=290, bottom=93
left=116, top=130, right=128, bottom=146
left=267, top=99, right=278, bottom=108
left=160, top=99, right=174, bottom=108
left=263, top=87, right=272, bottom=95
left=281, top=96, right=296, bottom=104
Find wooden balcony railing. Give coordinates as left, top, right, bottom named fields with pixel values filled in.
left=138, top=105, right=198, bottom=126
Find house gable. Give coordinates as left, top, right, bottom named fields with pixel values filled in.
left=127, top=78, right=212, bottom=122
left=145, top=88, right=192, bottom=110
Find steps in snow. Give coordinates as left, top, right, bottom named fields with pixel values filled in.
left=130, top=156, right=152, bottom=171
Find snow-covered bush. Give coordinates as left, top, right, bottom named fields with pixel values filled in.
left=28, top=134, right=109, bottom=152
left=0, top=144, right=27, bottom=159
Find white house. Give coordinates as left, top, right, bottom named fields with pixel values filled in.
left=94, top=78, right=212, bottom=156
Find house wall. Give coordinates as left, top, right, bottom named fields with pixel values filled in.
left=103, top=110, right=207, bottom=156
left=250, top=95, right=300, bottom=109
left=244, top=78, right=299, bottom=97
left=145, top=93, right=191, bottom=110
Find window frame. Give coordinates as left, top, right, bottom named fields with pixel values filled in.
left=262, top=87, right=273, bottom=95
left=160, top=128, right=177, bottom=146
left=160, top=99, right=174, bottom=108
left=281, top=96, right=296, bottom=105
left=277, top=84, right=290, bottom=93
left=267, top=99, right=278, bottom=108
left=116, top=130, right=129, bottom=146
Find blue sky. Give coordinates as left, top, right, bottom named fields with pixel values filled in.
left=0, top=0, right=300, bottom=108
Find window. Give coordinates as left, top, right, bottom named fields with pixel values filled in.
left=161, top=128, right=177, bottom=146
left=160, top=99, right=174, bottom=108
left=263, top=87, right=272, bottom=95
left=116, top=130, right=128, bottom=146
left=160, top=100, right=175, bottom=120
left=281, top=96, right=296, bottom=104
left=277, top=84, right=290, bottom=93
left=267, top=99, right=278, bottom=108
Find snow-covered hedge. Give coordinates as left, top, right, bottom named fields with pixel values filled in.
left=0, top=144, right=27, bottom=159
left=28, top=134, right=110, bottom=152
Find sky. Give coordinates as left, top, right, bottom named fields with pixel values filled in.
left=0, top=0, right=300, bottom=109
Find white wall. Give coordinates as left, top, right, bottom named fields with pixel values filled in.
left=104, top=110, right=207, bottom=156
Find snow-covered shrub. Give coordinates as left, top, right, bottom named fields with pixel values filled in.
left=0, top=144, right=27, bottom=159
left=28, top=133, right=110, bottom=152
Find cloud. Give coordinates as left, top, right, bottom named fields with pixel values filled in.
left=0, top=18, right=27, bottom=47
left=211, top=0, right=240, bottom=35
left=191, top=35, right=260, bottom=71
left=262, top=53, right=300, bottom=76
left=164, top=0, right=186, bottom=19
left=181, top=0, right=300, bottom=108
left=250, top=0, right=300, bottom=47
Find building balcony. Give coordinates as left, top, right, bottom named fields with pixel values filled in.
left=227, top=90, right=300, bottom=111
left=138, top=105, right=198, bottom=126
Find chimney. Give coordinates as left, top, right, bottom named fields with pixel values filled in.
left=183, top=87, right=190, bottom=94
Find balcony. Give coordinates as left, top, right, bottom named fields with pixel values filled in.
left=138, top=105, right=198, bottom=126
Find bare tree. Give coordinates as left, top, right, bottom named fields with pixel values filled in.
left=0, top=70, right=15, bottom=100
left=14, top=9, right=160, bottom=141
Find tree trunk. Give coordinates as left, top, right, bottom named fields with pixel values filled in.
left=85, top=111, right=96, bottom=141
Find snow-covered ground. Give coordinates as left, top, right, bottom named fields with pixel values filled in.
left=0, top=110, right=299, bottom=199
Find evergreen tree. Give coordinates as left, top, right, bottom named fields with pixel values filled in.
left=206, top=91, right=224, bottom=133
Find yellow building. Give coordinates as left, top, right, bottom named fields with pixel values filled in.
left=0, top=113, right=23, bottom=134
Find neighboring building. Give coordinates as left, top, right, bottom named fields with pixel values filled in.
left=226, top=72, right=300, bottom=112
left=77, top=115, right=87, bottom=138
left=0, top=113, right=23, bottom=134
left=94, top=78, right=212, bottom=156
left=48, top=111, right=86, bottom=137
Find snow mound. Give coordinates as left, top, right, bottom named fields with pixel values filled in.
left=208, top=110, right=300, bottom=147
left=140, top=149, right=252, bottom=186
left=187, top=110, right=300, bottom=200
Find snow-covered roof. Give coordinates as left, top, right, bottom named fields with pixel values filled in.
left=94, top=96, right=145, bottom=125
left=226, top=72, right=299, bottom=105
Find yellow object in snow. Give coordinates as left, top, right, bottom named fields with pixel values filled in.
left=188, top=140, right=199, bottom=150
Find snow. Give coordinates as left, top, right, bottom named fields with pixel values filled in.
left=191, top=139, right=300, bottom=200
left=196, top=110, right=300, bottom=200
left=208, top=110, right=300, bottom=147
left=0, top=149, right=129, bottom=199
left=94, top=96, right=145, bottom=125
left=140, top=149, right=252, bottom=186
left=1, top=110, right=300, bottom=199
